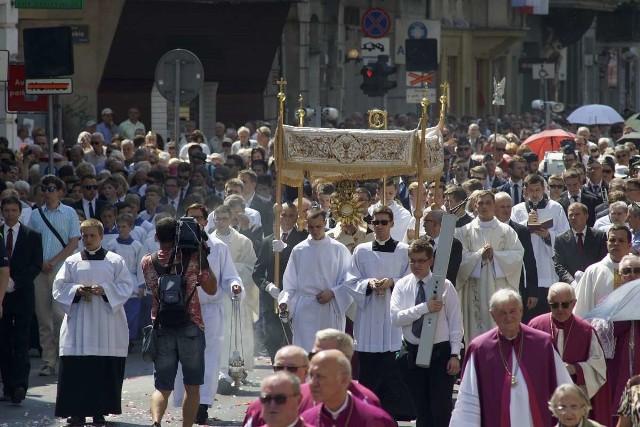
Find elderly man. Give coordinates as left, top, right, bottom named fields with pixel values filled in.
left=450, top=289, right=573, bottom=427
left=456, top=190, right=524, bottom=342
left=84, top=132, right=107, bottom=172
left=243, top=346, right=310, bottom=427
left=300, top=350, right=395, bottom=427
left=259, top=372, right=311, bottom=427
left=344, top=205, right=410, bottom=418
left=52, top=219, right=134, bottom=425
left=529, top=283, right=610, bottom=426
left=574, top=225, right=633, bottom=316
left=279, top=209, right=352, bottom=351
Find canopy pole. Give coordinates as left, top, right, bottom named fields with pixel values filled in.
left=414, top=86, right=430, bottom=240
left=273, top=78, right=287, bottom=313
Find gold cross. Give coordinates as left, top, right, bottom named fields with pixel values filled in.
left=276, top=77, right=287, bottom=94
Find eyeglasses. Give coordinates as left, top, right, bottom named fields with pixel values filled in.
left=549, top=184, right=565, bottom=190
left=83, top=185, right=98, bottom=191
left=40, top=185, right=58, bottom=193
left=259, top=394, right=298, bottom=405
left=409, top=257, right=432, bottom=265
left=273, top=365, right=307, bottom=373
left=620, top=267, right=640, bottom=276
left=371, top=220, right=390, bottom=226
left=549, top=300, right=575, bottom=309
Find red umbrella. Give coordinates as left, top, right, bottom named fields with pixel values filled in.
left=522, top=129, right=576, bottom=158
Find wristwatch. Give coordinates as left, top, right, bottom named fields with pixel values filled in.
left=450, top=354, right=460, bottom=360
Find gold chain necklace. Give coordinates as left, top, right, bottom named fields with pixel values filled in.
left=497, top=331, right=524, bottom=387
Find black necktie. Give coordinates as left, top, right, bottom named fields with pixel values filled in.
left=89, top=200, right=95, bottom=218
left=572, top=195, right=579, bottom=203
left=577, top=232, right=584, bottom=254
left=513, top=184, right=520, bottom=205
left=412, top=280, right=426, bottom=338
left=281, top=232, right=288, bottom=243
left=6, top=227, right=13, bottom=259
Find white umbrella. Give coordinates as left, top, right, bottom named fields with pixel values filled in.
left=567, top=104, right=624, bottom=125
left=584, top=278, right=640, bottom=322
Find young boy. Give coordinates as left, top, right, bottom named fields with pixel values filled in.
left=117, top=203, right=147, bottom=244
left=124, top=193, right=154, bottom=234
left=99, top=204, right=119, bottom=246
left=105, top=213, right=146, bottom=351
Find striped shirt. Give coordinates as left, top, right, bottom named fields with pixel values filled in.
left=28, top=203, right=81, bottom=273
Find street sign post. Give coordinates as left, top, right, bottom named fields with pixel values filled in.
left=361, top=8, right=391, bottom=38
left=155, top=49, right=204, bottom=145
left=25, top=78, right=73, bottom=94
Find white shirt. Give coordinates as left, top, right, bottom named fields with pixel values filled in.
left=390, top=272, right=464, bottom=354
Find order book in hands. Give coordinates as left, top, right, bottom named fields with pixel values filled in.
left=527, top=218, right=553, bottom=231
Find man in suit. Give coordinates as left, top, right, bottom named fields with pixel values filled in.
left=239, top=169, right=273, bottom=236
left=482, top=155, right=506, bottom=189
left=494, top=192, right=540, bottom=322
left=252, top=203, right=308, bottom=362
left=497, top=155, right=526, bottom=206
left=72, top=174, right=106, bottom=220
left=443, top=186, right=472, bottom=228
left=557, top=169, right=599, bottom=227
left=423, top=209, right=462, bottom=285
left=0, top=196, right=42, bottom=404
left=553, top=202, right=608, bottom=284
left=452, top=138, right=481, bottom=174
left=584, top=157, right=608, bottom=205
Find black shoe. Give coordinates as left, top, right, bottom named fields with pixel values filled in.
left=195, top=404, right=208, bottom=424
left=93, top=415, right=106, bottom=424
left=66, top=416, right=85, bottom=426
left=11, top=386, right=26, bottom=404
left=151, top=422, right=161, bottom=427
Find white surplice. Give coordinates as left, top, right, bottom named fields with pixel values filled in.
left=279, top=235, right=353, bottom=351
left=344, top=241, right=410, bottom=352
left=511, top=200, right=570, bottom=288
left=53, top=251, right=133, bottom=357
left=573, top=254, right=618, bottom=317
left=557, top=327, right=607, bottom=398
left=455, top=218, right=524, bottom=343
left=173, top=234, right=243, bottom=407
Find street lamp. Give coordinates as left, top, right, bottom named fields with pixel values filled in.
left=531, top=99, right=564, bottom=129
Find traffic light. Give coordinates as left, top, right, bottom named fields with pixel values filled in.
left=360, top=63, right=379, bottom=96
left=359, top=55, right=397, bottom=97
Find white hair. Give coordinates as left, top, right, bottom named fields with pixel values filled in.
left=548, top=282, right=575, bottom=300
left=489, top=289, right=522, bottom=312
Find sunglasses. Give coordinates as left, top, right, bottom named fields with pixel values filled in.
left=259, top=394, right=298, bottom=405
left=549, top=184, right=565, bottom=190
left=40, top=185, right=58, bottom=193
left=458, top=147, right=470, bottom=151
left=83, top=185, right=98, bottom=191
left=371, top=220, right=390, bottom=226
left=549, top=301, right=574, bottom=309
left=273, top=365, right=306, bottom=373
left=620, top=267, right=640, bottom=276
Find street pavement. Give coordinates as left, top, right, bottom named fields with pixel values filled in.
left=1, top=348, right=421, bottom=427
left=0, top=347, right=272, bottom=427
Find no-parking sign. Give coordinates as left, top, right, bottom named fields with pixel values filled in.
left=361, top=8, right=391, bottom=38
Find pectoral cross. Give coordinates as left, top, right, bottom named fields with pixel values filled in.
left=510, top=376, right=518, bottom=387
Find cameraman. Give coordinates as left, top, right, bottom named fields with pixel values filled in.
left=141, top=217, right=217, bottom=427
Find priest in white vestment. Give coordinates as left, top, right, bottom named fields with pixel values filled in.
left=344, top=206, right=411, bottom=417
left=279, top=208, right=352, bottom=351
left=573, top=225, right=632, bottom=316
left=368, top=179, right=414, bottom=242
left=510, top=174, right=570, bottom=316
left=456, top=190, right=524, bottom=343
left=52, top=219, right=133, bottom=425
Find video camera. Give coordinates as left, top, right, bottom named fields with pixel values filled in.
left=175, top=216, right=210, bottom=270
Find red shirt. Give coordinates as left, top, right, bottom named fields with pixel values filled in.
left=141, top=249, right=209, bottom=330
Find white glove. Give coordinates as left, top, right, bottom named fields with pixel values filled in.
left=272, top=239, right=287, bottom=252
left=266, top=283, right=281, bottom=299
left=6, top=277, right=15, bottom=293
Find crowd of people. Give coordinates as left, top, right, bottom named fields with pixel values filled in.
left=1, top=107, right=640, bottom=427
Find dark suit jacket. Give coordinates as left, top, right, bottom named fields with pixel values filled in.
left=583, top=182, right=607, bottom=205
left=250, top=194, right=274, bottom=237
left=456, top=213, right=473, bottom=228
left=553, top=227, right=608, bottom=284
left=432, top=237, right=462, bottom=285
left=557, top=191, right=599, bottom=227
left=253, top=228, right=308, bottom=314
left=3, top=224, right=43, bottom=313
left=490, top=176, right=507, bottom=189
left=72, top=198, right=107, bottom=220
left=496, top=181, right=525, bottom=203
left=508, top=220, right=538, bottom=292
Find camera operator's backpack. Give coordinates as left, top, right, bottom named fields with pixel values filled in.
left=151, top=250, right=195, bottom=328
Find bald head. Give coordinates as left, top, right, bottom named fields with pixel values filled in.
left=308, top=350, right=352, bottom=409
left=273, top=345, right=309, bottom=382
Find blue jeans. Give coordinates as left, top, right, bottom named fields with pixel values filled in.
left=153, top=323, right=205, bottom=390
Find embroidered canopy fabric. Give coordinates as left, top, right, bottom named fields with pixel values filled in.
left=277, top=125, right=444, bottom=185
